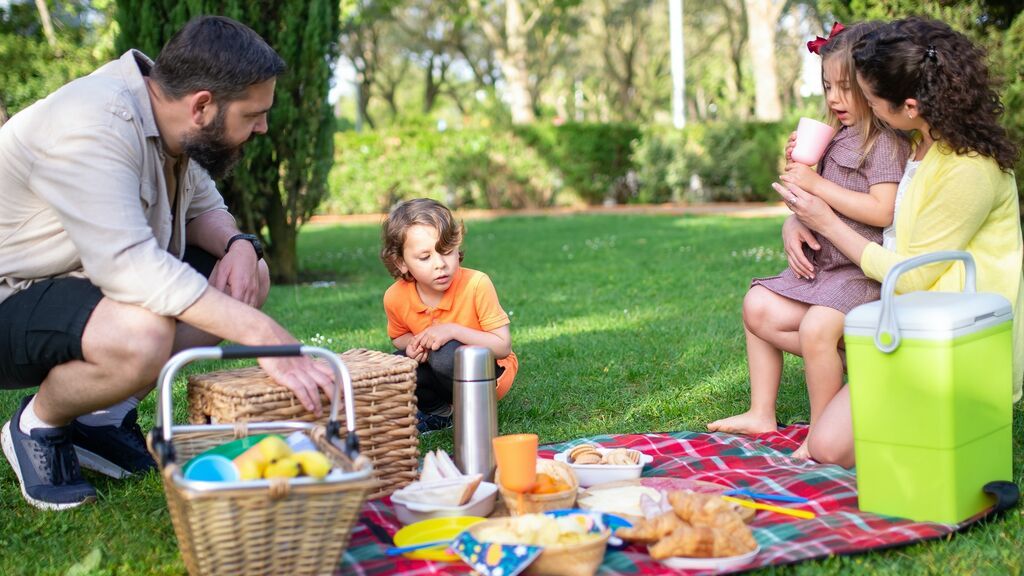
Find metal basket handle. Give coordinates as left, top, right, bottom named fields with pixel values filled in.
left=875, top=251, right=977, bottom=353
left=150, top=345, right=358, bottom=466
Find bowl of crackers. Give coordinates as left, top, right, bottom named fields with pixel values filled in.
left=553, top=443, right=653, bottom=488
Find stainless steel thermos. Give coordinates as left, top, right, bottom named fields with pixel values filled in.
left=453, top=345, right=498, bottom=480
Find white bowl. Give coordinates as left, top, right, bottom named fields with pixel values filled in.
left=553, top=447, right=653, bottom=488
left=391, top=481, right=498, bottom=525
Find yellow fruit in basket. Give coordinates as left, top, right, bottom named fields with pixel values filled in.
left=264, top=456, right=301, bottom=479
left=237, top=459, right=265, bottom=481
left=257, top=436, right=292, bottom=461
left=293, top=451, right=332, bottom=479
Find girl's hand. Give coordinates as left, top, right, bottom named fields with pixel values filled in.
left=781, top=215, right=820, bottom=279
left=781, top=162, right=823, bottom=195
left=785, top=132, right=797, bottom=162
left=774, top=181, right=840, bottom=235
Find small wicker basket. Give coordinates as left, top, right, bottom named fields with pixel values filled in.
left=498, top=459, right=579, bottom=515
left=149, top=345, right=376, bottom=576
left=466, top=517, right=609, bottom=576
left=187, top=348, right=418, bottom=499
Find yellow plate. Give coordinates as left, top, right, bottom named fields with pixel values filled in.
left=392, top=516, right=487, bottom=561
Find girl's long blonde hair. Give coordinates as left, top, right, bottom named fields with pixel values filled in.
left=818, top=21, right=892, bottom=160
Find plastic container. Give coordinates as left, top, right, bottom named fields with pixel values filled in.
left=553, top=448, right=654, bottom=488
left=844, top=251, right=1013, bottom=523
left=390, top=481, right=498, bottom=525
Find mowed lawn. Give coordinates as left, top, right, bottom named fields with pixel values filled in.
left=1, top=213, right=1021, bottom=575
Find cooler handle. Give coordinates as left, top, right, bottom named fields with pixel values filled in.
left=150, top=345, right=358, bottom=465
left=875, top=251, right=976, bottom=353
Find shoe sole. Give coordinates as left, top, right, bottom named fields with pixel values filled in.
left=1, top=422, right=97, bottom=511
left=74, top=447, right=133, bottom=479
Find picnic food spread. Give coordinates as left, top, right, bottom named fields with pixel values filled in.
left=617, top=491, right=758, bottom=559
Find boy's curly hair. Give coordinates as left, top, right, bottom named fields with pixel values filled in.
left=852, top=17, right=1019, bottom=171
left=380, top=198, right=465, bottom=281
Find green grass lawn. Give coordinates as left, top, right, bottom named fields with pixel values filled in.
left=2, top=213, right=1022, bottom=574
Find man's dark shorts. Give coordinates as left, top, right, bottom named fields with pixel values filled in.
left=0, top=247, right=217, bottom=389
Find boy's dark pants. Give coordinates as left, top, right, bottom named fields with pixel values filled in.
left=397, top=340, right=503, bottom=414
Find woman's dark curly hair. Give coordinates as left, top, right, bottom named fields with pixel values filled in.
left=852, top=17, right=1019, bottom=171
left=380, top=198, right=465, bottom=281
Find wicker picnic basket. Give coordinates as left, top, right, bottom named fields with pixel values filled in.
left=187, top=348, right=419, bottom=499
left=148, top=345, right=376, bottom=576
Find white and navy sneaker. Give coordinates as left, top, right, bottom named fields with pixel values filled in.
left=71, top=409, right=156, bottom=479
left=1, top=396, right=97, bottom=510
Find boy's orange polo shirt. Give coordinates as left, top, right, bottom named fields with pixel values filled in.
left=384, top=267, right=518, bottom=399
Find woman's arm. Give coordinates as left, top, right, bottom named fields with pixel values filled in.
left=774, top=182, right=872, bottom=266
left=781, top=164, right=897, bottom=227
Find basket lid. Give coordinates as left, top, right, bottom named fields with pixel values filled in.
left=845, top=291, right=1012, bottom=339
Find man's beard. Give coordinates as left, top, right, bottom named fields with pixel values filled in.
left=182, top=108, right=245, bottom=180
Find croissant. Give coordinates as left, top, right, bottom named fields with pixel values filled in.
left=665, top=491, right=758, bottom=554
left=615, top=511, right=686, bottom=544
left=649, top=524, right=756, bottom=559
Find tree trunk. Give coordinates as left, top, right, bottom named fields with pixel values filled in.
left=743, top=0, right=783, bottom=121
left=0, top=96, right=8, bottom=126
left=266, top=199, right=298, bottom=283
left=34, top=0, right=60, bottom=55
left=503, top=0, right=536, bottom=124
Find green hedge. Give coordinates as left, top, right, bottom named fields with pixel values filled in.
left=324, top=121, right=793, bottom=214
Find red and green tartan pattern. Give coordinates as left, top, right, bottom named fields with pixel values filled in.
left=339, top=425, right=986, bottom=575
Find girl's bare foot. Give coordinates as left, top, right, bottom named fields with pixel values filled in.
left=791, top=439, right=812, bottom=460
left=707, top=411, right=776, bottom=435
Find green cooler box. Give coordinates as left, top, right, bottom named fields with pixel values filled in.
left=844, top=251, right=1013, bottom=524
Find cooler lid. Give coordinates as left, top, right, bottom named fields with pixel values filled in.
left=845, top=292, right=1012, bottom=337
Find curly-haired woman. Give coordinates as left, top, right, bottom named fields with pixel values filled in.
left=776, top=16, right=1023, bottom=467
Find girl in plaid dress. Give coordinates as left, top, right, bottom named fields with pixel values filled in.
left=709, top=22, right=910, bottom=459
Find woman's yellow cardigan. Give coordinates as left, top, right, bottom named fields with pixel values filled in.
left=860, top=143, right=1024, bottom=402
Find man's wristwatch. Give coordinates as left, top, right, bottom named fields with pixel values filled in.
left=225, top=233, right=264, bottom=260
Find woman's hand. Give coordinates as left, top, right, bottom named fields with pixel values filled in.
left=781, top=162, right=824, bottom=196
left=774, top=181, right=841, bottom=236
left=782, top=215, right=820, bottom=279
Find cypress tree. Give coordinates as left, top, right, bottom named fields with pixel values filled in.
left=115, top=1, right=339, bottom=283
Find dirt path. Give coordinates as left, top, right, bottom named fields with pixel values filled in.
left=308, top=202, right=790, bottom=226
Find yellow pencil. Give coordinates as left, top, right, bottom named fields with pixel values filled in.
left=721, top=495, right=817, bottom=520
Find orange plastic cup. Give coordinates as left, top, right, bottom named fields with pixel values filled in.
left=492, top=433, right=538, bottom=493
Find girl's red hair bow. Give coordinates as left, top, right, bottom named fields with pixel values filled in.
left=807, top=22, right=845, bottom=54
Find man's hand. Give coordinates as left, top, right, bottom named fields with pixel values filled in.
left=258, top=353, right=335, bottom=416
left=210, top=242, right=267, bottom=307
left=781, top=215, right=820, bottom=279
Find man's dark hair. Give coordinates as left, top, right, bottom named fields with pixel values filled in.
left=150, top=16, right=286, bottom=103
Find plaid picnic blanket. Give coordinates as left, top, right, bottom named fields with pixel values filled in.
left=339, top=425, right=1012, bottom=575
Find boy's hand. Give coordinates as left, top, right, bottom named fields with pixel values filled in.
left=781, top=162, right=822, bottom=195
left=785, top=131, right=797, bottom=162
left=414, top=324, right=457, bottom=351
left=405, top=340, right=428, bottom=363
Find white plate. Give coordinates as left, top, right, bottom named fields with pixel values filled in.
left=656, top=545, right=760, bottom=571
left=553, top=447, right=653, bottom=487
left=391, top=481, right=498, bottom=525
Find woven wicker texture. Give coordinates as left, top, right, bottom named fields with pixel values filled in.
left=150, top=425, right=375, bottom=576
left=187, top=348, right=419, bottom=499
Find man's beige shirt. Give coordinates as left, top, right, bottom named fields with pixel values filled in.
left=0, top=50, right=228, bottom=316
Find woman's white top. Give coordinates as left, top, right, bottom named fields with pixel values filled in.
left=882, top=158, right=922, bottom=250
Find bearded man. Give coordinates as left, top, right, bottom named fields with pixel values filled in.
left=0, top=16, right=334, bottom=510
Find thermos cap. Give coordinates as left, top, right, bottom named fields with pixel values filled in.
left=454, top=345, right=495, bottom=381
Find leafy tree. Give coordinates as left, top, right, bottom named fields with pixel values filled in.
left=0, top=1, right=114, bottom=119
left=116, top=1, right=340, bottom=283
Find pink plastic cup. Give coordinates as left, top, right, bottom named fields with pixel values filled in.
left=791, top=117, right=836, bottom=165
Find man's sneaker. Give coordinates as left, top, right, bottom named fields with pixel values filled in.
left=416, top=410, right=454, bottom=434
left=71, top=408, right=156, bottom=479
left=1, top=396, right=97, bottom=510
